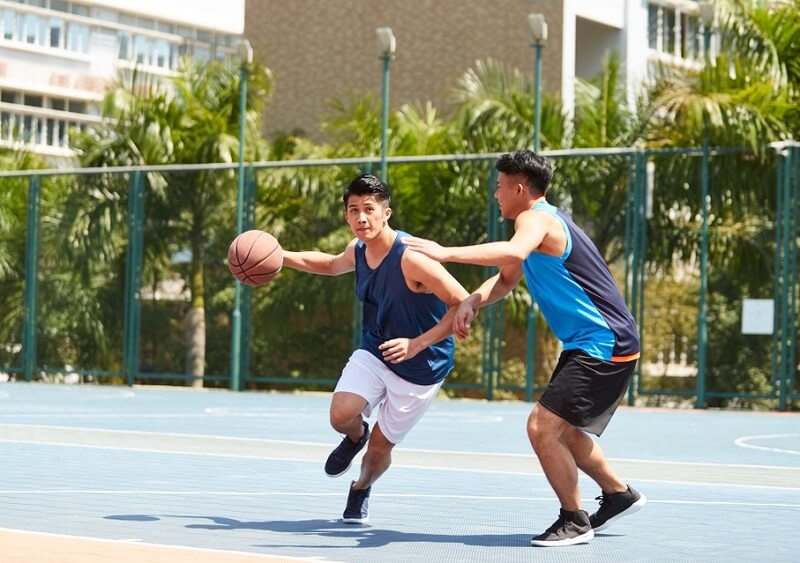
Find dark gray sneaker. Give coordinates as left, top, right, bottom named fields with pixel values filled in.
left=325, top=421, right=370, bottom=477
left=342, top=482, right=371, bottom=524
left=530, top=509, right=594, bottom=547
left=589, top=485, right=646, bottom=531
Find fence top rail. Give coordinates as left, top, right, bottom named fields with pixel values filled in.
left=0, top=144, right=794, bottom=179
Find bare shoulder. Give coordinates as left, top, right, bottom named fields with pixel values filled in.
left=401, top=246, right=438, bottom=272
left=401, top=247, right=449, bottom=284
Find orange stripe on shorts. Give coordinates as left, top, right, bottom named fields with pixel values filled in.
left=611, top=352, right=640, bottom=363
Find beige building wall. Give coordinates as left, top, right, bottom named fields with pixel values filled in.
left=245, top=0, right=565, bottom=140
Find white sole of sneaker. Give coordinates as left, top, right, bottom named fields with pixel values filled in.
left=593, top=493, right=647, bottom=532
left=325, top=464, right=352, bottom=478
left=342, top=517, right=369, bottom=525
left=530, top=528, right=594, bottom=547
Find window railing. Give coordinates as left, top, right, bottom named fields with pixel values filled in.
left=0, top=101, right=100, bottom=155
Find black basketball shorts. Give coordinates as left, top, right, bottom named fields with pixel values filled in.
left=538, top=349, right=637, bottom=436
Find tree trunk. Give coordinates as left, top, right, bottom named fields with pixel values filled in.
left=185, top=306, right=206, bottom=388
left=186, top=216, right=206, bottom=387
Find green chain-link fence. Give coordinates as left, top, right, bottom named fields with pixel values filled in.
left=1, top=146, right=797, bottom=409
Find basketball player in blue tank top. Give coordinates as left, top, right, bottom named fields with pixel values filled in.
left=282, top=174, right=469, bottom=525
left=404, top=149, right=646, bottom=547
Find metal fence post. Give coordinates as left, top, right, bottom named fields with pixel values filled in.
left=21, top=175, right=41, bottom=382
left=626, top=150, right=647, bottom=405
left=775, top=144, right=799, bottom=410
left=239, top=166, right=257, bottom=388
left=123, top=171, right=145, bottom=386
left=482, top=168, right=502, bottom=401
left=789, top=145, right=799, bottom=408
left=695, top=142, right=710, bottom=408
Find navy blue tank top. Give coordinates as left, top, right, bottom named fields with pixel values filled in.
left=355, top=231, right=455, bottom=385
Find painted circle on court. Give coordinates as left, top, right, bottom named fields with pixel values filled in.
left=734, top=433, right=800, bottom=455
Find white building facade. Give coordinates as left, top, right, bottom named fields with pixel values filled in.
left=0, top=0, right=244, bottom=157
left=536, top=0, right=708, bottom=116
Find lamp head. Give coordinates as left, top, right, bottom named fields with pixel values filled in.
left=237, top=38, right=253, bottom=64
left=376, top=27, right=396, bottom=57
left=528, top=13, right=548, bottom=44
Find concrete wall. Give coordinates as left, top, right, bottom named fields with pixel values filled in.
left=246, top=0, right=566, bottom=140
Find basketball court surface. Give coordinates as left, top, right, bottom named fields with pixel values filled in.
left=1, top=383, right=799, bottom=562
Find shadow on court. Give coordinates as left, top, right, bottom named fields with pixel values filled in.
left=107, top=514, right=534, bottom=549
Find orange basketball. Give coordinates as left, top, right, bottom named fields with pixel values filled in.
left=227, top=230, right=283, bottom=286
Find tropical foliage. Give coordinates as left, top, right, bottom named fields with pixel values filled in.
left=0, top=0, right=796, bottom=408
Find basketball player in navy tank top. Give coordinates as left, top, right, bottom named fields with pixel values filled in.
left=282, top=174, right=469, bottom=525
left=403, top=149, right=646, bottom=547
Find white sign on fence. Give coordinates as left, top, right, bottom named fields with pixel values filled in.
left=741, top=299, right=774, bottom=335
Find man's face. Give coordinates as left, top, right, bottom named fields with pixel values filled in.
left=344, top=194, right=391, bottom=241
left=495, top=172, right=526, bottom=219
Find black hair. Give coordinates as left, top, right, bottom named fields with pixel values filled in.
left=342, top=173, right=392, bottom=207
left=495, top=149, right=554, bottom=196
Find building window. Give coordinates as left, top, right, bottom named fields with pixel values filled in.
left=681, top=12, right=700, bottom=60
left=118, top=30, right=130, bottom=59
left=23, top=94, right=43, bottom=107
left=647, top=2, right=703, bottom=62
left=69, top=3, right=90, bottom=18
left=2, top=9, right=14, bottom=40
left=154, top=39, right=169, bottom=68
left=23, top=12, right=37, bottom=44
left=49, top=17, right=63, bottom=48
left=66, top=20, right=88, bottom=53
left=50, top=1, right=69, bottom=13
left=133, top=34, right=148, bottom=64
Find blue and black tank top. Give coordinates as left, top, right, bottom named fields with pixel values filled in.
left=522, top=201, right=640, bottom=362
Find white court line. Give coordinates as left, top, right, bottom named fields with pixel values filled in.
left=0, top=489, right=798, bottom=509
left=0, top=423, right=333, bottom=447
left=735, top=433, right=800, bottom=456
left=2, top=422, right=800, bottom=472
left=608, top=456, right=800, bottom=471
left=0, top=410, right=505, bottom=422
left=0, top=438, right=332, bottom=464
left=1, top=437, right=799, bottom=492
left=0, top=407, right=321, bottom=419
left=391, top=463, right=800, bottom=491
left=4, top=422, right=798, bottom=470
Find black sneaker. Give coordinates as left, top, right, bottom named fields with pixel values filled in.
left=589, top=485, right=646, bottom=531
left=325, top=421, right=370, bottom=477
left=530, top=509, right=594, bottom=547
left=342, top=482, right=371, bottom=524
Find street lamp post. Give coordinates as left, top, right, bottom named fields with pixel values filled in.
left=230, top=38, right=253, bottom=392
left=376, top=27, right=396, bottom=182
left=528, top=13, right=547, bottom=152
left=696, top=3, right=714, bottom=408
left=523, top=13, right=547, bottom=403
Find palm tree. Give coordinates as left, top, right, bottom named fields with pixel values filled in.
left=164, top=58, right=272, bottom=387
left=65, top=58, right=273, bottom=387
left=560, top=53, right=654, bottom=263
left=451, top=58, right=566, bottom=153
left=640, top=0, right=799, bottom=404
left=645, top=1, right=796, bottom=280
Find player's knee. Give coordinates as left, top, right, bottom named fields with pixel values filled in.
left=329, top=407, right=359, bottom=433
left=527, top=407, right=548, bottom=448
